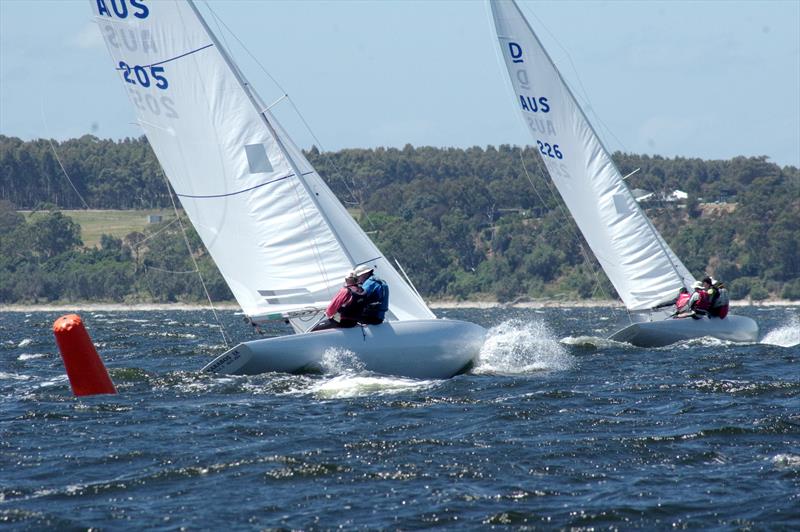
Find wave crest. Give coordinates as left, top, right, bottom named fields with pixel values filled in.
left=475, top=319, right=573, bottom=374
left=761, top=314, right=800, bottom=347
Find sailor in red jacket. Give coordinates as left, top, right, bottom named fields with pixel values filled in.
left=675, top=288, right=691, bottom=313
left=311, top=273, right=365, bottom=331
left=688, top=281, right=711, bottom=316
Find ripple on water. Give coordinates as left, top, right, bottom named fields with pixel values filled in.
left=17, top=353, right=49, bottom=361
left=0, top=371, right=31, bottom=381
left=771, top=453, right=800, bottom=470
left=0, top=308, right=796, bottom=529
left=689, top=378, right=800, bottom=397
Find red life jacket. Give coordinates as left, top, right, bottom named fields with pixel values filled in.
left=675, top=292, right=691, bottom=310
left=692, top=290, right=711, bottom=311
left=709, top=302, right=730, bottom=319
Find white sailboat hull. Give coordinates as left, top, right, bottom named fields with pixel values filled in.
left=203, top=319, right=486, bottom=379
left=608, top=314, right=758, bottom=347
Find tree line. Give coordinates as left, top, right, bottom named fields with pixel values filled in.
left=0, top=135, right=797, bottom=304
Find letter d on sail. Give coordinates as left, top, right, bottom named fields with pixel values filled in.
left=509, top=42, right=524, bottom=63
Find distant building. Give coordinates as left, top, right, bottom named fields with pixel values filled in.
left=665, top=189, right=688, bottom=202
left=147, top=214, right=163, bottom=224
left=496, top=208, right=530, bottom=217
left=716, top=188, right=736, bottom=203
left=630, top=188, right=655, bottom=202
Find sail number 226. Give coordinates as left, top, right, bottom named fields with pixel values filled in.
left=536, top=141, right=563, bottom=160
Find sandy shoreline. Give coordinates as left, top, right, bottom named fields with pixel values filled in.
left=0, top=299, right=796, bottom=312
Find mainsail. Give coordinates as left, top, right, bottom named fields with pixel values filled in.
left=489, top=0, right=695, bottom=310
left=91, top=0, right=434, bottom=329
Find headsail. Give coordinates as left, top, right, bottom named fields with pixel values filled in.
left=91, top=0, right=434, bottom=328
left=489, top=0, right=695, bottom=310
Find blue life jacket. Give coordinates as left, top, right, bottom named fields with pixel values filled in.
left=362, top=277, right=389, bottom=320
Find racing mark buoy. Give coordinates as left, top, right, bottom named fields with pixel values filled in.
left=53, top=314, right=116, bottom=396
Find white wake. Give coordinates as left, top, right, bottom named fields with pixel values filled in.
left=307, top=346, right=436, bottom=398
left=475, top=319, right=574, bottom=374
left=320, top=347, right=366, bottom=374
left=309, top=374, right=437, bottom=399
left=760, top=314, right=800, bottom=347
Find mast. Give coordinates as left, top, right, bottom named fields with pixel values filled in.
left=491, top=0, right=694, bottom=309
left=185, top=0, right=356, bottom=267
left=509, top=0, right=688, bottom=293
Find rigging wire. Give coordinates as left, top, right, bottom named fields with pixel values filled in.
left=128, top=218, right=180, bottom=248
left=518, top=149, right=624, bottom=320
left=36, top=3, right=232, bottom=348
left=200, top=1, right=288, bottom=95
left=284, top=97, right=379, bottom=231
left=39, top=97, right=90, bottom=210
left=157, top=166, right=232, bottom=347
left=39, top=99, right=232, bottom=338
left=200, top=0, right=378, bottom=233
left=200, top=1, right=347, bottom=326
left=145, top=265, right=198, bottom=275
left=197, top=1, right=421, bottom=324
left=185, top=2, right=332, bottom=332
left=525, top=9, right=630, bottom=154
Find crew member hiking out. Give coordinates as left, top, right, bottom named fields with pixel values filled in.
left=311, top=273, right=365, bottom=331
left=706, top=277, right=730, bottom=319
left=354, top=264, right=389, bottom=325
left=674, top=288, right=691, bottom=314
left=653, top=287, right=692, bottom=316
left=688, top=280, right=711, bottom=317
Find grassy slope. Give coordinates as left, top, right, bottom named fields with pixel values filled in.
left=22, top=209, right=176, bottom=248
left=22, top=208, right=361, bottom=249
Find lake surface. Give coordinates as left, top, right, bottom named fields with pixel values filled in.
left=1, top=306, right=798, bottom=529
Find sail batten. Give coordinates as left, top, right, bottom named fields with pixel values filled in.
left=490, top=0, right=695, bottom=310
left=92, top=0, right=434, bottom=329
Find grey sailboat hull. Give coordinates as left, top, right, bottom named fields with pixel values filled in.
left=608, top=314, right=758, bottom=347
left=203, top=319, right=486, bottom=379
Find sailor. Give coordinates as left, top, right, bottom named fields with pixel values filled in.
left=707, top=277, right=730, bottom=319
left=311, top=273, right=364, bottom=331
left=688, top=280, right=711, bottom=316
left=675, top=287, right=692, bottom=313
left=354, top=264, right=389, bottom=325
left=653, top=287, right=692, bottom=316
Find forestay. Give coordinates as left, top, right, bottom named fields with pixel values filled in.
left=489, top=0, right=695, bottom=310
left=91, top=0, right=433, bottom=329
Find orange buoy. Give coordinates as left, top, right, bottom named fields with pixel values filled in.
left=53, top=314, right=116, bottom=396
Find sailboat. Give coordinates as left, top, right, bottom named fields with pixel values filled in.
left=90, top=0, right=485, bottom=378
left=488, top=0, right=758, bottom=347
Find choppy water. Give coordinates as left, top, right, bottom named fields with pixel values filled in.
left=1, top=307, right=798, bottom=529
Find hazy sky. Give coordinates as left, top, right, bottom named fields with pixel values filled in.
left=1, top=0, right=798, bottom=167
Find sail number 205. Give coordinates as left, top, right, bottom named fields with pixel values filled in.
left=118, top=62, right=168, bottom=90
left=536, top=140, right=563, bottom=160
